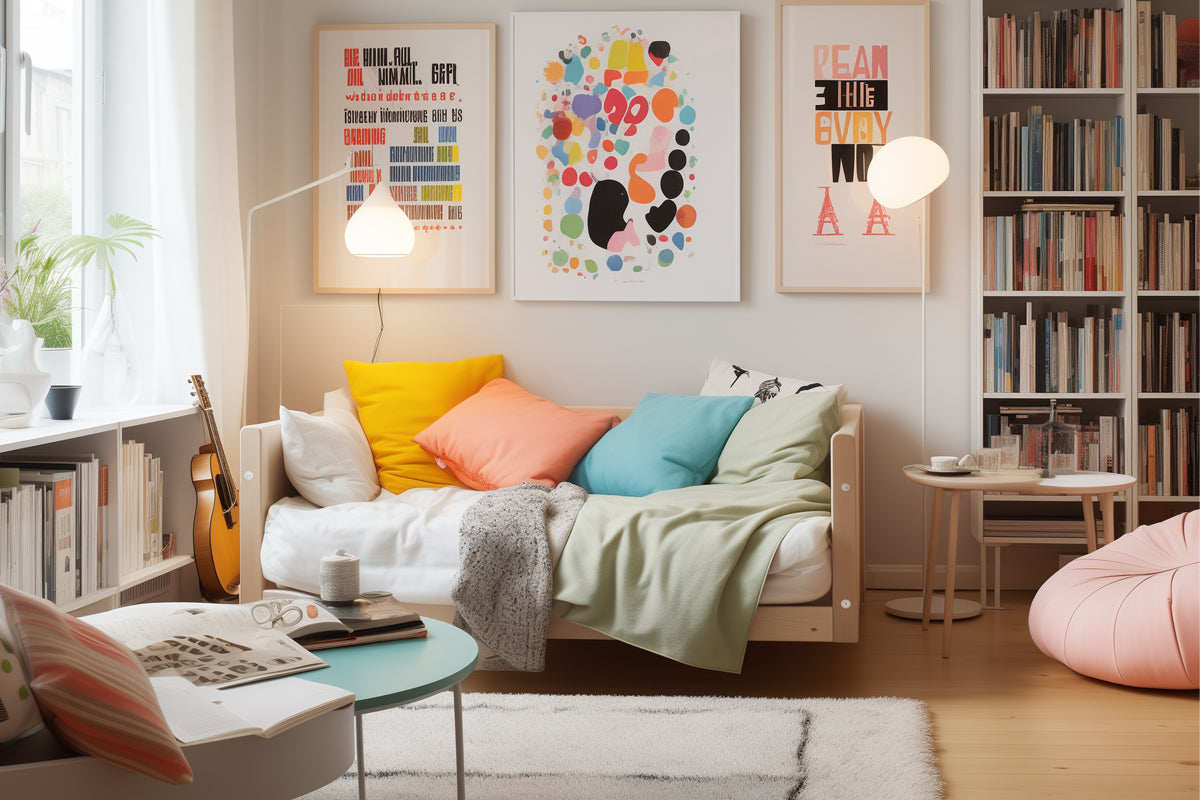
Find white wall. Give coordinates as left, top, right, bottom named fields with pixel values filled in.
left=232, top=0, right=997, bottom=588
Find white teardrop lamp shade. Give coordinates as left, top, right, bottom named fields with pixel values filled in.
left=866, top=136, right=950, bottom=209
left=343, top=182, right=416, bottom=257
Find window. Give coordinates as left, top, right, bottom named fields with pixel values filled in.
left=1, top=0, right=90, bottom=364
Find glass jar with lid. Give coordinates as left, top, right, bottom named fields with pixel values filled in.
left=1039, top=398, right=1077, bottom=477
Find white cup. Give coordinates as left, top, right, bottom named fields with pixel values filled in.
left=929, top=456, right=958, bottom=471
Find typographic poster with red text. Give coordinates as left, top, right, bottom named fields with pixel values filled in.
left=778, top=4, right=927, bottom=292
left=314, top=25, right=494, bottom=293
left=513, top=13, right=740, bottom=301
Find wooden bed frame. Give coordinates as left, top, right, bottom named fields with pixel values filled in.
left=238, top=403, right=865, bottom=644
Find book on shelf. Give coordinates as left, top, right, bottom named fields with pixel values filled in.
left=83, top=602, right=330, bottom=689
left=1135, top=208, right=1197, bottom=291
left=0, top=468, right=41, bottom=598
left=1138, top=407, right=1197, bottom=497
left=151, top=675, right=354, bottom=745
left=984, top=8, right=1122, bottom=89
left=2, top=453, right=104, bottom=600
left=1181, top=17, right=1199, bottom=87
left=118, top=439, right=166, bottom=575
left=258, top=590, right=427, bottom=649
left=5, top=467, right=78, bottom=605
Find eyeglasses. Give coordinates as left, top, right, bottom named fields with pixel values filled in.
left=250, top=600, right=305, bottom=629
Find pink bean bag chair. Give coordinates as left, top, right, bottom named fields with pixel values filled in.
left=1029, top=511, right=1198, bottom=690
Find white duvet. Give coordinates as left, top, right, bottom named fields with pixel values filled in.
left=261, top=486, right=832, bottom=606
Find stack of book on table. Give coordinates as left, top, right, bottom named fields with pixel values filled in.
left=261, top=589, right=427, bottom=650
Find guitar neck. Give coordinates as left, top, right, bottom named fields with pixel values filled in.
left=192, top=375, right=237, bottom=500
left=202, top=408, right=236, bottom=496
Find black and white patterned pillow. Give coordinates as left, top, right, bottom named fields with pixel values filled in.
left=699, top=359, right=846, bottom=405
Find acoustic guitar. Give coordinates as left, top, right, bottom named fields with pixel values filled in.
left=189, top=375, right=240, bottom=601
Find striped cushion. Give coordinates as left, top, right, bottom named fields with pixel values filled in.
left=0, top=586, right=193, bottom=784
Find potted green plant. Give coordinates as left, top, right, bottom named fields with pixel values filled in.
left=1, top=214, right=158, bottom=399
left=1, top=214, right=158, bottom=349
left=0, top=228, right=75, bottom=349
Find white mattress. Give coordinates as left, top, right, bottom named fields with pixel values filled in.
left=261, top=487, right=832, bottom=607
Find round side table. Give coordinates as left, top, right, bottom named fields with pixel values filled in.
left=893, top=466, right=1134, bottom=658
left=298, top=617, right=479, bottom=800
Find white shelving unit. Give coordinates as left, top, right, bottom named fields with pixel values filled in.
left=969, top=0, right=1199, bottom=586
left=0, top=405, right=205, bottom=614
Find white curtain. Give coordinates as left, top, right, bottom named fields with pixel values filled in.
left=145, top=0, right=247, bottom=469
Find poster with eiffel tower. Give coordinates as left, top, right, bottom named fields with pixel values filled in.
left=775, top=0, right=930, bottom=292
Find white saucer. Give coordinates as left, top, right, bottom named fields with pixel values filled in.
left=910, top=464, right=978, bottom=476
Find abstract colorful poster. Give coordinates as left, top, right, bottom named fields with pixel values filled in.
left=776, top=1, right=929, bottom=293
left=314, top=24, right=495, bottom=293
left=512, top=12, right=740, bottom=301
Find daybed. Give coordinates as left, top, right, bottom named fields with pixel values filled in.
left=238, top=358, right=866, bottom=671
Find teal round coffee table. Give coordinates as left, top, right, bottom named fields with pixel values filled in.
left=298, top=617, right=478, bottom=800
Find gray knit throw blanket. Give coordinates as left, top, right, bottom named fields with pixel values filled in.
left=452, top=481, right=587, bottom=671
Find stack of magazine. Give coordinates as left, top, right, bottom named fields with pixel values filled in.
left=260, top=589, right=427, bottom=650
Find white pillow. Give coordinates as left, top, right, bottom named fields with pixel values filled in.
left=280, top=388, right=381, bottom=507
left=700, top=358, right=846, bottom=405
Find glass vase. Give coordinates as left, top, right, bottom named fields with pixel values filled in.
left=81, top=291, right=138, bottom=407
left=1038, top=399, right=1077, bottom=477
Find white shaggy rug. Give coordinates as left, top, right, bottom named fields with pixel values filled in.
left=300, top=692, right=942, bottom=800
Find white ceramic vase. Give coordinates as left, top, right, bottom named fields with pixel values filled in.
left=0, top=320, right=52, bottom=427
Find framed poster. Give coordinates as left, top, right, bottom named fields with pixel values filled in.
left=512, top=12, right=740, bottom=302
left=775, top=0, right=929, bottom=293
left=313, top=24, right=495, bottom=293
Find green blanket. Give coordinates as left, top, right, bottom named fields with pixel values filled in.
left=552, top=479, right=832, bottom=673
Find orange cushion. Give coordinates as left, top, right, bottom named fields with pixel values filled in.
left=415, top=378, right=619, bottom=491
left=345, top=355, right=505, bottom=494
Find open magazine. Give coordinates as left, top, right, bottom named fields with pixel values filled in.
left=83, top=602, right=329, bottom=688
left=151, top=675, right=354, bottom=745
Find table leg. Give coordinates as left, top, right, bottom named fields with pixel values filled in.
left=979, top=539, right=987, bottom=608
left=1099, top=492, right=1115, bottom=548
left=921, top=487, right=945, bottom=630
left=994, top=546, right=1002, bottom=609
left=942, top=490, right=962, bottom=659
left=356, top=712, right=366, bottom=800
left=1081, top=494, right=1098, bottom=552
left=454, top=684, right=466, bottom=800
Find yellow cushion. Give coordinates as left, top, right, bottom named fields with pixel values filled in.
left=344, top=355, right=504, bottom=493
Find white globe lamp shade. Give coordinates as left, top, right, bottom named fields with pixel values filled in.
left=343, top=182, right=416, bottom=257
left=866, top=136, right=950, bottom=209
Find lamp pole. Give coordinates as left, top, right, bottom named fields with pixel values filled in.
left=865, top=136, right=973, bottom=622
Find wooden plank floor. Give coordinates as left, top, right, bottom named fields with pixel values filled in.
left=462, top=590, right=1199, bottom=799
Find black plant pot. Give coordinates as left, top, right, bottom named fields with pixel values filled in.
left=45, top=384, right=82, bottom=420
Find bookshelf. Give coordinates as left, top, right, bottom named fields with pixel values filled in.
left=970, top=0, right=1198, bottom=582
left=0, top=405, right=206, bottom=614
left=1130, top=0, right=1199, bottom=525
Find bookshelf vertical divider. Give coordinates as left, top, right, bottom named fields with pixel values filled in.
left=969, top=0, right=1198, bottom=595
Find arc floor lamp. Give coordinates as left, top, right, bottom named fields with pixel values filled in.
left=242, top=152, right=415, bottom=416
left=865, top=136, right=969, bottom=622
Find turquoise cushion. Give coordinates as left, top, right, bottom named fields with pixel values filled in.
left=570, top=394, right=753, bottom=497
